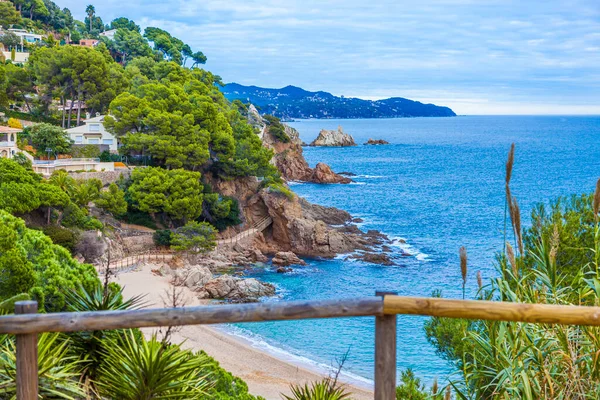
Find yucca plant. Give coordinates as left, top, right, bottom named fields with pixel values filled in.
left=96, top=330, right=211, bottom=399
left=282, top=378, right=352, bottom=400
left=0, top=333, right=84, bottom=399
left=65, top=283, right=147, bottom=381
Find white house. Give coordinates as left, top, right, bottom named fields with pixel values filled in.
left=66, top=114, right=118, bottom=153
left=0, top=126, right=25, bottom=159
left=99, top=29, right=117, bottom=41
left=7, top=29, right=43, bottom=51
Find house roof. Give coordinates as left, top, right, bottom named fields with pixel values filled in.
left=0, top=126, right=22, bottom=134
left=84, top=115, right=105, bottom=123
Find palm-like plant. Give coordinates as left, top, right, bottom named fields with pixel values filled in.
left=85, top=4, right=95, bottom=32
left=0, top=333, right=84, bottom=399
left=96, top=330, right=211, bottom=399
left=282, top=378, right=352, bottom=400
left=65, top=284, right=147, bottom=382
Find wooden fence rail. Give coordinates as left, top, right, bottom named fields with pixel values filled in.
left=9, top=294, right=600, bottom=400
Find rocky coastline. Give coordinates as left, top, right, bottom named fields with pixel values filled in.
left=101, top=107, right=402, bottom=303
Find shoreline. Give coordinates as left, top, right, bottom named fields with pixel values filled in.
left=117, top=263, right=373, bottom=400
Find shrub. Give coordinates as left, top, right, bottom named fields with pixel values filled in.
left=71, top=144, right=101, bottom=158
left=171, top=221, right=217, bottom=253
left=42, top=225, right=76, bottom=252
left=0, top=333, right=84, bottom=399
left=119, top=209, right=157, bottom=230
left=99, top=150, right=122, bottom=162
left=153, top=229, right=172, bottom=247
left=199, top=351, right=264, bottom=399
left=395, top=369, right=429, bottom=400
left=263, top=114, right=290, bottom=143
left=282, top=378, right=351, bottom=400
left=97, top=331, right=211, bottom=399
left=95, top=183, right=127, bottom=217
left=7, top=118, right=22, bottom=129
left=0, top=210, right=99, bottom=312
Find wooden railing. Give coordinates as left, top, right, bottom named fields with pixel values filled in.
left=97, top=249, right=177, bottom=273
left=7, top=294, right=600, bottom=399
left=216, top=216, right=273, bottom=245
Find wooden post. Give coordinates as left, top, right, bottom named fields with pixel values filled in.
left=375, top=291, right=397, bottom=400
left=15, top=301, right=38, bottom=400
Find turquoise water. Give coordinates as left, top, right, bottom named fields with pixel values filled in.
left=235, top=116, right=600, bottom=385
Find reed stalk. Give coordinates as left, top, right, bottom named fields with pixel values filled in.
left=476, top=271, right=483, bottom=291
left=460, top=246, right=468, bottom=299
left=444, top=385, right=452, bottom=400
left=503, top=144, right=515, bottom=253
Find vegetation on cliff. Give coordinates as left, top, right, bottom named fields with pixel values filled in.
left=423, top=146, right=600, bottom=398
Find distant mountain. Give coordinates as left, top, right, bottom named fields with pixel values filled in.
left=221, top=83, right=456, bottom=119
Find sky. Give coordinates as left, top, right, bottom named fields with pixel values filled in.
left=61, top=0, right=600, bottom=115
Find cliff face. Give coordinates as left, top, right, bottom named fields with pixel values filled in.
left=309, top=126, right=356, bottom=147
left=249, top=109, right=350, bottom=184
left=199, top=105, right=391, bottom=262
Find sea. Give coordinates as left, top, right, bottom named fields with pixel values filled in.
left=223, top=115, right=600, bottom=387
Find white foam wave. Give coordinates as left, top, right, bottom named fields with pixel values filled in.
left=218, top=325, right=374, bottom=388
left=353, top=174, right=385, bottom=179
left=349, top=181, right=366, bottom=185
left=389, top=237, right=431, bottom=261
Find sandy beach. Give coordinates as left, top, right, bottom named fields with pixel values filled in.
left=116, top=264, right=373, bottom=400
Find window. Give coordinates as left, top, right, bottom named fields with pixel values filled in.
left=88, top=139, right=100, bottom=144
left=75, top=136, right=83, bottom=144
left=88, top=124, right=101, bottom=132
left=102, top=139, right=114, bottom=145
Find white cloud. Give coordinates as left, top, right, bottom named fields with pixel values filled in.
left=57, top=0, right=600, bottom=114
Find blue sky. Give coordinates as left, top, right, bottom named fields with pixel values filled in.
left=62, top=0, right=600, bottom=114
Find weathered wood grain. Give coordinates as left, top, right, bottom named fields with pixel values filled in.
left=0, top=297, right=383, bottom=335
left=15, top=301, right=38, bottom=400
left=383, top=296, right=600, bottom=325
left=375, top=292, right=397, bottom=400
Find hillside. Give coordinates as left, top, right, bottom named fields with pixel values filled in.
left=222, top=83, right=456, bottom=119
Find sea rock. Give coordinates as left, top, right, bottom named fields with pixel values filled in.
left=309, top=163, right=352, bottom=184
left=276, top=266, right=293, bottom=273
left=337, top=171, right=357, bottom=176
left=309, top=126, right=356, bottom=147
left=248, top=249, right=268, bottom=263
left=197, top=276, right=275, bottom=302
left=351, top=252, right=396, bottom=266
left=184, top=267, right=213, bottom=289
left=299, top=198, right=352, bottom=225
left=272, top=251, right=307, bottom=266
left=364, top=138, right=390, bottom=145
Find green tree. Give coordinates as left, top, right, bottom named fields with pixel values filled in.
left=112, top=28, right=153, bottom=64
left=95, top=183, right=127, bottom=216
left=395, top=369, right=429, bottom=400
left=28, top=123, right=73, bottom=155
left=85, top=4, right=95, bottom=32
left=110, top=17, right=140, bottom=32
left=24, top=0, right=48, bottom=19
left=170, top=221, right=216, bottom=253
left=0, top=32, right=20, bottom=49
left=104, top=83, right=211, bottom=170
left=4, top=63, right=35, bottom=112
left=69, top=179, right=102, bottom=208
left=0, top=210, right=99, bottom=311
left=128, top=167, right=204, bottom=222
left=29, top=45, right=111, bottom=126
left=0, top=2, right=20, bottom=28
left=191, top=51, right=207, bottom=68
